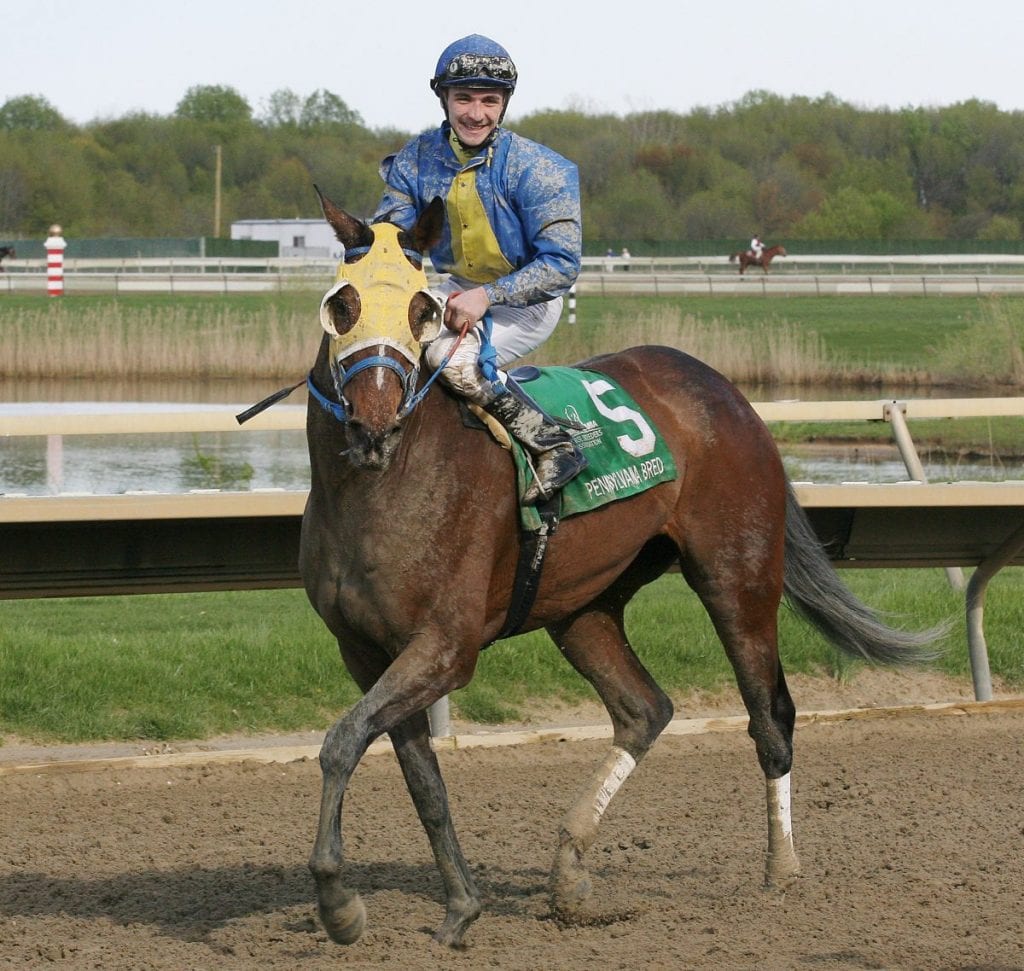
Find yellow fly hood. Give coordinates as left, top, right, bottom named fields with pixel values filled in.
left=320, top=223, right=431, bottom=367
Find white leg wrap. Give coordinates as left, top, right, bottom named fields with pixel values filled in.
left=591, top=746, right=637, bottom=827
left=764, top=771, right=800, bottom=884
left=767, top=772, right=793, bottom=841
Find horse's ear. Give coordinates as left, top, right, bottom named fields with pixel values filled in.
left=411, top=197, right=446, bottom=254
left=315, top=184, right=373, bottom=251
left=320, top=282, right=361, bottom=338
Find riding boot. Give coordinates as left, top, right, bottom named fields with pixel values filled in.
left=483, top=390, right=588, bottom=505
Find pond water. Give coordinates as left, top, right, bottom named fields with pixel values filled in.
left=3, top=397, right=1021, bottom=497
left=782, top=448, right=1022, bottom=485
left=3, top=376, right=1022, bottom=495
left=1, top=397, right=309, bottom=496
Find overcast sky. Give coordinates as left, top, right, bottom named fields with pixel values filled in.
left=6, top=1, right=1022, bottom=132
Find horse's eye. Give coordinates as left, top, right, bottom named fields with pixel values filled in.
left=319, top=282, right=361, bottom=337
left=408, top=291, right=443, bottom=343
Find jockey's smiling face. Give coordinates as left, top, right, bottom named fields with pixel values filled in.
left=444, top=87, right=505, bottom=148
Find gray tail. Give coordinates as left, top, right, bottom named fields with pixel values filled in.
left=783, top=482, right=948, bottom=664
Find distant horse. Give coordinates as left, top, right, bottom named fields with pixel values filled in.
left=299, top=190, right=939, bottom=948
left=729, top=243, right=786, bottom=274
left=0, top=246, right=13, bottom=271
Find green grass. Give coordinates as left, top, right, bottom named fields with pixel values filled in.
left=0, top=291, right=320, bottom=316
left=2, top=569, right=1022, bottom=746
left=769, top=416, right=1024, bottom=454
left=559, top=294, right=987, bottom=369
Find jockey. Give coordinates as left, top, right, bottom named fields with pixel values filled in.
left=750, top=234, right=764, bottom=259
left=372, top=34, right=586, bottom=505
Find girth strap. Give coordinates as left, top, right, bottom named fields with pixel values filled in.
left=489, top=496, right=561, bottom=645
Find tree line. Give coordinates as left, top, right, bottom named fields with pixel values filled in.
left=1, top=85, right=1022, bottom=249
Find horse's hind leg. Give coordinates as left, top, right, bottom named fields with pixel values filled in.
left=546, top=600, right=674, bottom=916
left=681, top=548, right=801, bottom=887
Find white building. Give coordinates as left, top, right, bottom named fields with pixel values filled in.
left=230, top=218, right=342, bottom=258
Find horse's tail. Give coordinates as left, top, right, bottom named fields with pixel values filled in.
left=728, top=253, right=737, bottom=262
left=782, top=481, right=947, bottom=664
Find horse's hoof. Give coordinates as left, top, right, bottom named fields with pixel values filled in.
left=319, top=892, right=367, bottom=945
left=765, top=854, right=802, bottom=891
left=432, top=923, right=468, bottom=949
left=550, top=872, right=593, bottom=916
left=431, top=897, right=482, bottom=948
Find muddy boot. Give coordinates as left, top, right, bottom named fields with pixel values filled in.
left=484, top=390, right=587, bottom=504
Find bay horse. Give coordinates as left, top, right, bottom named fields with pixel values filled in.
left=299, top=190, right=938, bottom=948
left=729, top=244, right=786, bottom=274
left=0, top=246, right=13, bottom=270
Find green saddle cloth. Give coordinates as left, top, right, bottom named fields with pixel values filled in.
left=510, top=366, right=678, bottom=528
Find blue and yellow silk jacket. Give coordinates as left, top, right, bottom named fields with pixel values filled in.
left=372, top=124, right=582, bottom=308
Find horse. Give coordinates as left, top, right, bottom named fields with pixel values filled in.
left=0, top=246, right=13, bottom=271
left=299, top=190, right=940, bottom=949
left=729, top=244, right=786, bottom=275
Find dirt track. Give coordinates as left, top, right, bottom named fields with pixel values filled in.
left=2, top=701, right=1023, bottom=970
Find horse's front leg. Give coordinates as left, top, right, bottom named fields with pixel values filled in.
left=309, top=631, right=479, bottom=947
left=389, top=712, right=481, bottom=945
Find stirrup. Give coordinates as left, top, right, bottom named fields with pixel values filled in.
left=522, top=443, right=588, bottom=505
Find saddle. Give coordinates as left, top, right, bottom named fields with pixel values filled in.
left=462, top=364, right=679, bottom=642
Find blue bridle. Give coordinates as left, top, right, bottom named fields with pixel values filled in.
left=307, top=337, right=456, bottom=425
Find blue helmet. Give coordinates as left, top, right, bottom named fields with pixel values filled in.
left=430, top=35, right=518, bottom=94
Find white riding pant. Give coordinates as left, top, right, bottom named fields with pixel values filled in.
left=423, top=276, right=563, bottom=405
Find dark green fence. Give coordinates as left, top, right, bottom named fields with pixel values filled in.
left=0, top=237, right=277, bottom=258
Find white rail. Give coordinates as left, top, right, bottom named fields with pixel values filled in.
left=4, top=396, right=1022, bottom=436
left=3, top=254, right=1024, bottom=296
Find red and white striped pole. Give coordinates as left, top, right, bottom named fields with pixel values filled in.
left=45, top=224, right=66, bottom=297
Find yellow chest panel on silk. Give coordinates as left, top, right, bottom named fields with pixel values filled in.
left=446, top=162, right=514, bottom=284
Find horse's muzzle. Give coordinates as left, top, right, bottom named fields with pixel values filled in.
left=340, top=418, right=404, bottom=471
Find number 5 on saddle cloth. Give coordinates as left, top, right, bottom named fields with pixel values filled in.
left=469, top=361, right=678, bottom=642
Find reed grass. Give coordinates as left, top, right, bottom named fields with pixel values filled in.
left=932, top=298, right=1024, bottom=386
left=0, top=299, right=321, bottom=380
left=3, top=292, right=1023, bottom=390
left=525, top=306, right=849, bottom=386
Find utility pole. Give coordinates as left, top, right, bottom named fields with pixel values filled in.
left=213, top=145, right=222, bottom=238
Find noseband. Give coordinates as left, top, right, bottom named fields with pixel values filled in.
left=308, top=314, right=472, bottom=426
left=306, top=344, right=422, bottom=425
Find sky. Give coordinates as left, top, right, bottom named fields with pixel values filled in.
left=5, top=1, right=1023, bottom=132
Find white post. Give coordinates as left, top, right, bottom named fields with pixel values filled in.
left=427, top=697, right=451, bottom=738
left=46, top=434, right=64, bottom=494
left=885, top=402, right=965, bottom=591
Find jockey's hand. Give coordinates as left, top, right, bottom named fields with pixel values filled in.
left=444, top=287, right=491, bottom=333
